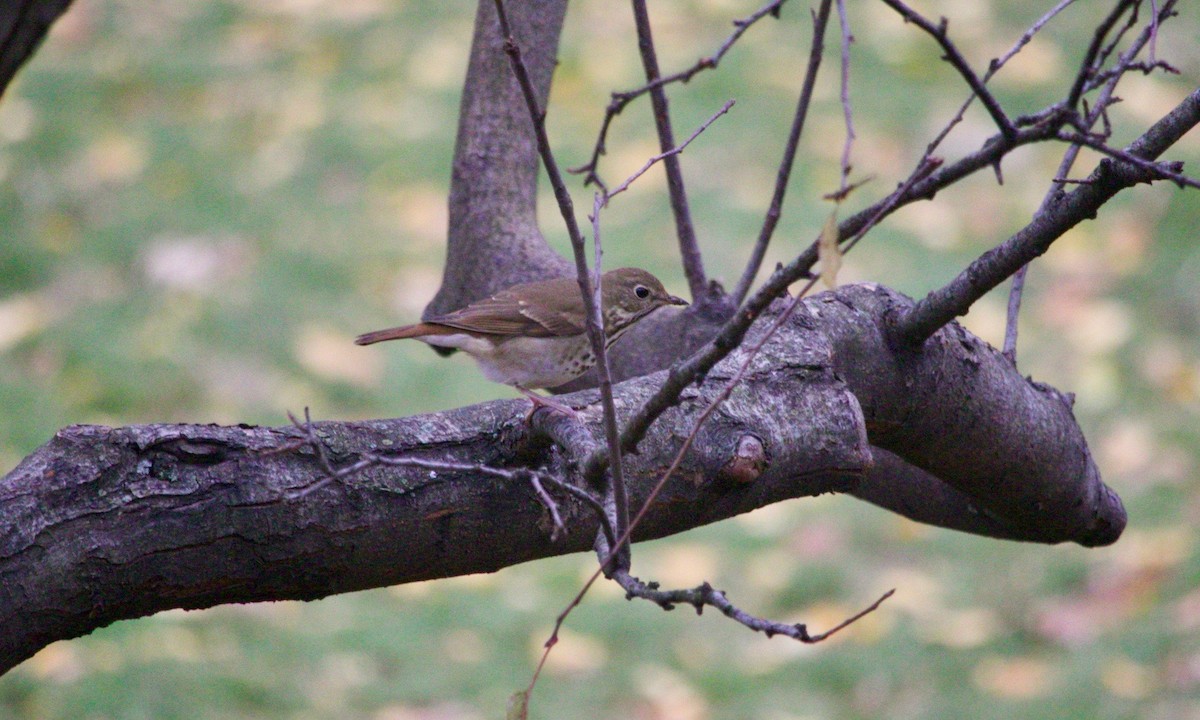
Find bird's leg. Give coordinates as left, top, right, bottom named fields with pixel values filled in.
left=516, top=385, right=580, bottom=420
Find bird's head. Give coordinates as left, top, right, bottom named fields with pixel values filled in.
left=600, top=267, right=688, bottom=340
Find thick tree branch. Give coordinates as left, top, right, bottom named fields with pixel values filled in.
left=1, top=304, right=871, bottom=675
left=1, top=284, right=1125, bottom=675
left=424, top=0, right=572, bottom=318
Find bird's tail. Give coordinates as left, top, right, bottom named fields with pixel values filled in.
left=354, top=323, right=442, bottom=346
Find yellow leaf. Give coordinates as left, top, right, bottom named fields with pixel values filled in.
left=818, top=209, right=842, bottom=289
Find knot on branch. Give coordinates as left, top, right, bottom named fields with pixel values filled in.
left=720, top=434, right=767, bottom=484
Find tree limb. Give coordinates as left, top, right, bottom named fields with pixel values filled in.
left=0, top=284, right=1124, bottom=676
left=895, top=85, right=1200, bottom=345
left=424, top=0, right=572, bottom=319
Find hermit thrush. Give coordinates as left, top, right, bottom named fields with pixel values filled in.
left=355, top=267, right=687, bottom=405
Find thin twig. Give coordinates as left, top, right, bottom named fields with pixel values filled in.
left=1055, top=131, right=1199, bottom=188
left=997, top=0, right=1080, bottom=72
left=896, top=86, right=1200, bottom=347
left=527, top=474, right=567, bottom=543
left=1094, top=0, right=1144, bottom=82
left=1002, top=264, right=1030, bottom=362
left=910, top=0, right=1079, bottom=165
left=604, top=100, right=736, bottom=204
left=630, top=0, right=707, bottom=299
left=571, top=0, right=788, bottom=191
left=879, top=0, right=1016, bottom=142
left=613, top=569, right=895, bottom=643
left=585, top=101, right=738, bottom=568
left=588, top=195, right=631, bottom=567
left=1066, top=0, right=1137, bottom=110
left=731, top=0, right=834, bottom=306
left=1005, top=0, right=1181, bottom=360
left=835, top=0, right=855, bottom=192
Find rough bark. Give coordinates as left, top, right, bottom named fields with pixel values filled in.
left=0, top=284, right=1125, bottom=675
left=426, top=0, right=573, bottom=317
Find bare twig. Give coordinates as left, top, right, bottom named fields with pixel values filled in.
left=1055, top=131, right=1200, bottom=188
left=630, top=0, right=707, bottom=299
left=587, top=195, right=631, bottom=566
left=604, top=100, right=736, bottom=204
left=571, top=0, right=788, bottom=191
left=524, top=102, right=742, bottom=671
left=879, top=0, right=1017, bottom=142
left=613, top=569, right=895, bottom=643
left=997, top=0, right=1080, bottom=72
left=835, top=0, right=855, bottom=191
left=896, top=87, right=1200, bottom=347
left=1066, top=0, right=1137, bottom=110
left=1006, top=0, right=1180, bottom=360
left=1094, top=0, right=1145, bottom=83
left=731, top=0, right=834, bottom=306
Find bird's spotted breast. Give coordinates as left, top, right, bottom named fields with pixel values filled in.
left=471, top=334, right=597, bottom=389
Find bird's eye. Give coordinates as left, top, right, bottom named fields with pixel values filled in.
left=634, top=285, right=650, bottom=299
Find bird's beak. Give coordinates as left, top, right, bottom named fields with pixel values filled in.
left=667, top=294, right=688, bottom=306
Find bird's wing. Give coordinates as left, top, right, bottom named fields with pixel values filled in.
left=433, top=278, right=586, bottom=338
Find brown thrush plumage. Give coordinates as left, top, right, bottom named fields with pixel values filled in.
left=355, top=267, right=687, bottom=402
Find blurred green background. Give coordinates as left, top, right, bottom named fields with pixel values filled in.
left=1, top=0, right=1198, bottom=718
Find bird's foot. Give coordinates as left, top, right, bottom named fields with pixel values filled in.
left=516, top=386, right=580, bottom=420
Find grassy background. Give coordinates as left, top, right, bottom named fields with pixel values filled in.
left=2, top=0, right=1199, bottom=718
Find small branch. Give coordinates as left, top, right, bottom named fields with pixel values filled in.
left=630, top=0, right=707, bottom=298
left=731, top=0, right=834, bottom=306
left=834, top=0, right=855, bottom=191
left=879, top=0, right=1017, bottom=142
left=896, top=86, right=1200, bottom=347
left=604, top=100, right=736, bottom=204
left=918, top=2, right=1075, bottom=168
left=1005, top=0, right=1182, bottom=360
left=996, top=0, right=1080, bottom=73
left=1002, top=264, right=1029, bottom=361
left=526, top=102, right=742, bottom=671
left=1065, top=0, right=1137, bottom=110
left=587, top=196, right=631, bottom=566
left=613, top=569, right=895, bottom=643
left=1055, top=131, right=1197, bottom=189
left=571, top=0, right=788, bottom=191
